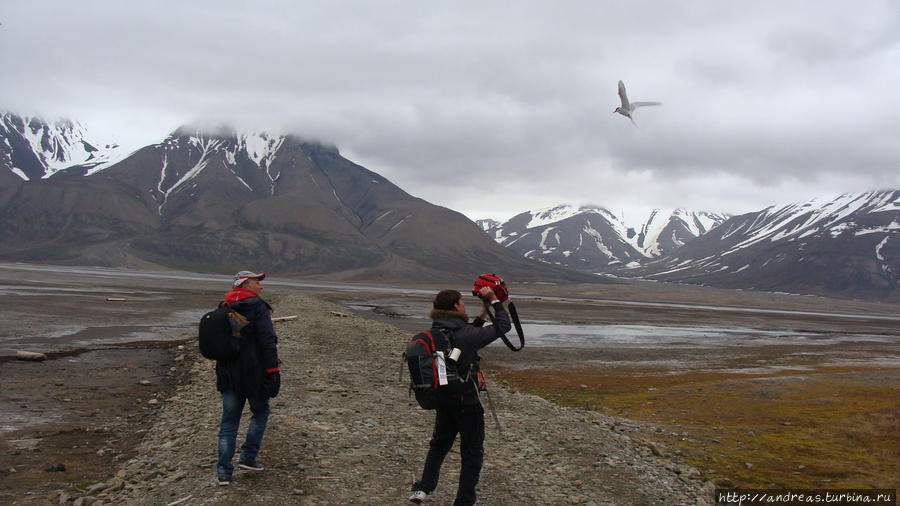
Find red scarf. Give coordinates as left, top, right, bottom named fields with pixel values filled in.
left=225, top=288, right=257, bottom=304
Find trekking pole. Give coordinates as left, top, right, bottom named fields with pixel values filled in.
left=483, top=387, right=503, bottom=435
left=472, top=377, right=502, bottom=434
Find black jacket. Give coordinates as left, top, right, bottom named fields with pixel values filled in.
left=430, top=301, right=511, bottom=404
left=215, top=295, right=279, bottom=397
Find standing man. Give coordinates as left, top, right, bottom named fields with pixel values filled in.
left=409, top=286, right=511, bottom=505
left=215, top=271, right=281, bottom=486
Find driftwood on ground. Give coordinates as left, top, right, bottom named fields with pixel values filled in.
left=16, top=350, right=47, bottom=361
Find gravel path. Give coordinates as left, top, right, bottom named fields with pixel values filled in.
left=61, top=294, right=712, bottom=505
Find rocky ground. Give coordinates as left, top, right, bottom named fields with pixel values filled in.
left=48, top=294, right=712, bottom=505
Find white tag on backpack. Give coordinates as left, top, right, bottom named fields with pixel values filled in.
left=436, top=351, right=448, bottom=385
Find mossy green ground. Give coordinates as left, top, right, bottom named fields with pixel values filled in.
left=491, top=363, right=899, bottom=489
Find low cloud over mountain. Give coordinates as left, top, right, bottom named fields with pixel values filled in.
left=0, top=114, right=590, bottom=284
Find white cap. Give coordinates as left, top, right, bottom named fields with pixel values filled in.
left=233, top=270, right=265, bottom=286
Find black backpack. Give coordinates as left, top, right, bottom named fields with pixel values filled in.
left=404, top=328, right=478, bottom=409
left=198, top=302, right=249, bottom=360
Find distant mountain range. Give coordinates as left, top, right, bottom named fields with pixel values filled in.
left=2, top=112, right=897, bottom=299
left=479, top=205, right=728, bottom=270
left=480, top=194, right=899, bottom=299
left=0, top=113, right=590, bottom=284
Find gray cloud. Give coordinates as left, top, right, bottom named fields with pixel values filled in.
left=2, top=1, right=898, bottom=221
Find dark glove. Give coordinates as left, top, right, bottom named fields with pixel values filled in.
left=263, top=368, right=281, bottom=398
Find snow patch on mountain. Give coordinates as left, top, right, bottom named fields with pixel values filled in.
left=158, top=136, right=225, bottom=213
left=146, top=128, right=294, bottom=213
left=1, top=113, right=134, bottom=179
left=718, top=192, right=898, bottom=257
left=238, top=132, right=284, bottom=193
left=637, top=208, right=728, bottom=256
left=618, top=191, right=900, bottom=299
left=9, top=166, right=28, bottom=180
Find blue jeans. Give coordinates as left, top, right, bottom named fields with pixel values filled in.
left=217, top=390, right=270, bottom=479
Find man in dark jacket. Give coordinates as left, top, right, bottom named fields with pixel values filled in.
left=409, top=286, right=511, bottom=505
left=215, top=271, right=280, bottom=486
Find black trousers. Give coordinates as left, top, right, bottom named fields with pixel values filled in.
left=413, top=402, right=485, bottom=506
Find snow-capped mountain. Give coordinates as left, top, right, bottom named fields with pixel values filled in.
left=476, top=218, right=499, bottom=232
left=636, top=208, right=727, bottom=257
left=0, top=120, right=589, bottom=283
left=621, top=192, right=900, bottom=298
left=100, top=125, right=297, bottom=217
left=0, top=113, right=131, bottom=181
left=482, top=204, right=728, bottom=271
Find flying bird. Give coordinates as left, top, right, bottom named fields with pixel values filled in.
left=614, top=80, right=661, bottom=126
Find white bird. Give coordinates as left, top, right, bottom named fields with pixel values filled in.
left=614, top=80, right=661, bottom=126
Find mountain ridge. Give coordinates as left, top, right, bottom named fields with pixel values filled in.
left=480, top=204, right=729, bottom=271
left=619, top=191, right=900, bottom=299
left=478, top=195, right=899, bottom=300
left=0, top=112, right=133, bottom=180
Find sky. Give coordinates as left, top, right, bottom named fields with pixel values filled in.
left=2, top=1, right=899, bottom=224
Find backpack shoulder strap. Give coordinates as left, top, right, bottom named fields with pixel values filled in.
left=410, top=330, right=436, bottom=354
left=438, top=327, right=478, bottom=383
left=436, top=327, right=456, bottom=348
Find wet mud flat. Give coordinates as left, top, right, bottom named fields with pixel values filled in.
left=0, top=267, right=220, bottom=504
left=0, top=343, right=191, bottom=504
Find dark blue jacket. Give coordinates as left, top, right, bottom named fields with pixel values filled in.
left=215, top=293, right=279, bottom=398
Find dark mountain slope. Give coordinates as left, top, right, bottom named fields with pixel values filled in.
left=0, top=125, right=593, bottom=283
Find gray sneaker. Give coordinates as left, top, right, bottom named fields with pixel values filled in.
left=409, top=490, right=427, bottom=503
left=217, top=476, right=232, bottom=486
left=238, top=460, right=263, bottom=471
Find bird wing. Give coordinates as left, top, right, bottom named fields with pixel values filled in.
left=617, top=80, right=630, bottom=108
left=630, top=101, right=661, bottom=108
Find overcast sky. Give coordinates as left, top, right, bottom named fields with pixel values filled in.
left=3, top=1, right=899, bottom=223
